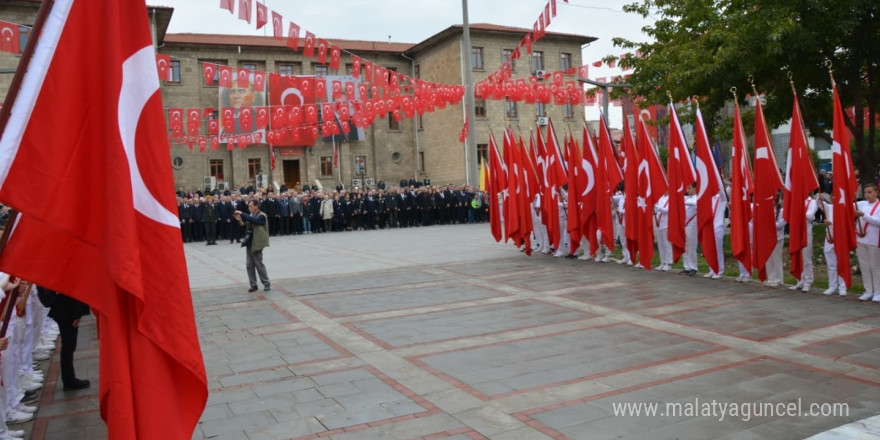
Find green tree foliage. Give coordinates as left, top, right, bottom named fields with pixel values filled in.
left=614, top=0, right=879, bottom=183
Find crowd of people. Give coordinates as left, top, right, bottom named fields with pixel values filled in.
left=175, top=182, right=491, bottom=244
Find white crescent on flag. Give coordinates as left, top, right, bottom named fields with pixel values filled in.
left=118, top=45, right=179, bottom=228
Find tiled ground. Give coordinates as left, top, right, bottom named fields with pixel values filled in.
left=26, top=224, right=880, bottom=439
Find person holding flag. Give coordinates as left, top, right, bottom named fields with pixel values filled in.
left=785, top=84, right=821, bottom=292
left=855, top=183, right=880, bottom=301
left=819, top=193, right=848, bottom=296
left=729, top=89, right=755, bottom=282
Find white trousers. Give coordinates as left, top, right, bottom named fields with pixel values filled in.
left=765, top=240, right=784, bottom=285
left=684, top=224, right=698, bottom=271
left=856, top=243, right=880, bottom=293
left=655, top=226, right=672, bottom=266
left=708, top=226, right=725, bottom=275
left=797, top=226, right=814, bottom=285
left=823, top=238, right=845, bottom=289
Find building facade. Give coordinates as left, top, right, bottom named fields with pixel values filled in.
left=0, top=3, right=595, bottom=192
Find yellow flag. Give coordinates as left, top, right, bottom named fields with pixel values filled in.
left=479, top=158, right=487, bottom=191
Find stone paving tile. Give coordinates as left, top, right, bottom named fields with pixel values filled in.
left=490, top=270, right=611, bottom=292
left=414, top=324, right=720, bottom=399
left=658, top=295, right=880, bottom=341
left=276, top=269, right=445, bottom=296
left=197, top=302, right=298, bottom=335
left=444, top=259, right=552, bottom=277
left=350, top=300, right=597, bottom=348
left=798, top=329, right=880, bottom=370
left=524, top=358, right=880, bottom=440
left=304, top=283, right=505, bottom=317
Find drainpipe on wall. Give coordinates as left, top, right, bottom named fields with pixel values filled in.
left=400, top=52, right=419, bottom=180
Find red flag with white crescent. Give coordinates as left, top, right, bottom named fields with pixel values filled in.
left=730, top=104, right=754, bottom=273
left=752, top=96, right=784, bottom=280
left=694, top=106, right=722, bottom=274
left=831, top=84, right=858, bottom=287
left=0, top=0, right=207, bottom=438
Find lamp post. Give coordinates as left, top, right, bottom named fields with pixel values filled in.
left=461, top=0, right=479, bottom=186
left=578, top=77, right=631, bottom=121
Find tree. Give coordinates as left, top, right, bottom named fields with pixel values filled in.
left=614, top=0, right=879, bottom=183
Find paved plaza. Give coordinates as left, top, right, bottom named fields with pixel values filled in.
left=21, top=224, right=880, bottom=439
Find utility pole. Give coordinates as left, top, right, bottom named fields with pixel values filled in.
left=461, top=0, right=478, bottom=186
left=579, top=77, right=631, bottom=122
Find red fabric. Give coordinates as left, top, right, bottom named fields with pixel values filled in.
left=239, top=107, right=253, bottom=132
left=155, top=54, right=171, bottom=81
left=596, top=114, right=622, bottom=250
left=622, top=116, right=640, bottom=264
left=565, top=131, right=584, bottom=255
left=238, top=0, right=251, bottom=23
left=286, top=22, right=300, bottom=50
left=752, top=98, right=784, bottom=280
left=303, top=31, right=315, bottom=57
left=503, top=128, right=521, bottom=244
left=831, top=84, right=858, bottom=287
left=488, top=132, right=506, bottom=242
left=329, top=45, right=341, bottom=70
left=316, top=39, right=328, bottom=64
left=581, top=123, right=599, bottom=256
left=0, top=1, right=207, bottom=438
left=237, top=67, right=249, bottom=88
left=783, top=94, right=820, bottom=280
left=636, top=114, right=667, bottom=269
left=272, top=12, right=283, bottom=40
left=255, top=2, right=268, bottom=29
left=253, top=71, right=265, bottom=92
left=218, top=65, right=233, bottom=87
left=666, top=103, right=696, bottom=262
left=255, top=106, right=268, bottom=129
left=167, top=108, right=184, bottom=138
left=186, top=108, right=201, bottom=137
left=202, top=62, right=216, bottom=86
left=351, top=56, right=362, bottom=78
left=220, top=0, right=234, bottom=13
left=545, top=119, right=569, bottom=249
left=730, top=104, right=754, bottom=274
left=693, top=107, right=722, bottom=274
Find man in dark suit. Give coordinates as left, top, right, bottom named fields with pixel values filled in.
left=278, top=193, right=291, bottom=235
left=192, top=199, right=204, bottom=242
left=364, top=191, right=378, bottom=229
left=38, top=287, right=91, bottom=390
left=180, top=198, right=193, bottom=242
left=203, top=196, right=218, bottom=245
left=290, top=192, right=303, bottom=234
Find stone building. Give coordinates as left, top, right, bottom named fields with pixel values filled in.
left=0, top=3, right=595, bottom=192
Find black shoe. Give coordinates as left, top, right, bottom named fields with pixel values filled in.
left=263, top=286, right=271, bottom=291
left=248, top=287, right=258, bottom=292
left=21, top=391, right=38, bottom=404
left=63, top=378, right=90, bottom=391
left=679, top=269, right=690, bottom=275
left=689, top=269, right=698, bottom=276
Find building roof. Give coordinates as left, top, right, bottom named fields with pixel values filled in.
left=405, top=23, right=597, bottom=56
left=164, top=33, right=415, bottom=54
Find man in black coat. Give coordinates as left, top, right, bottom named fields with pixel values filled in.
left=38, top=287, right=91, bottom=390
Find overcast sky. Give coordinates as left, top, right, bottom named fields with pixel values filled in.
left=159, top=0, right=654, bottom=66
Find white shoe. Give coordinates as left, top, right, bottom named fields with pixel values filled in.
left=873, top=293, right=880, bottom=302
left=541, top=249, right=552, bottom=254
left=5, top=410, right=32, bottom=424
left=789, top=282, right=803, bottom=291
left=634, top=263, right=643, bottom=268
left=626, top=260, right=634, bottom=266
left=823, top=287, right=837, bottom=295
left=859, top=292, right=873, bottom=301
left=703, top=272, right=714, bottom=278
left=553, top=251, right=566, bottom=258
left=765, top=281, right=780, bottom=287
left=20, top=380, right=41, bottom=392
left=33, top=351, right=50, bottom=361
left=712, top=274, right=723, bottom=279
left=601, top=255, right=610, bottom=263
left=801, top=283, right=811, bottom=292
left=616, top=258, right=626, bottom=264
left=578, top=254, right=592, bottom=260
left=14, top=404, right=36, bottom=414
left=6, top=430, right=25, bottom=438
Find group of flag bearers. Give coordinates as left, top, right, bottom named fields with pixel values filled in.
left=485, top=76, right=880, bottom=302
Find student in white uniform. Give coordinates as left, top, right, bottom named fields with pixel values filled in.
left=764, top=194, right=785, bottom=287
left=704, top=192, right=727, bottom=279
left=553, top=186, right=570, bottom=257
left=681, top=184, right=698, bottom=275
left=790, top=195, right=819, bottom=292
left=654, top=192, right=672, bottom=271
left=855, top=184, right=880, bottom=302
left=820, top=194, right=847, bottom=296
